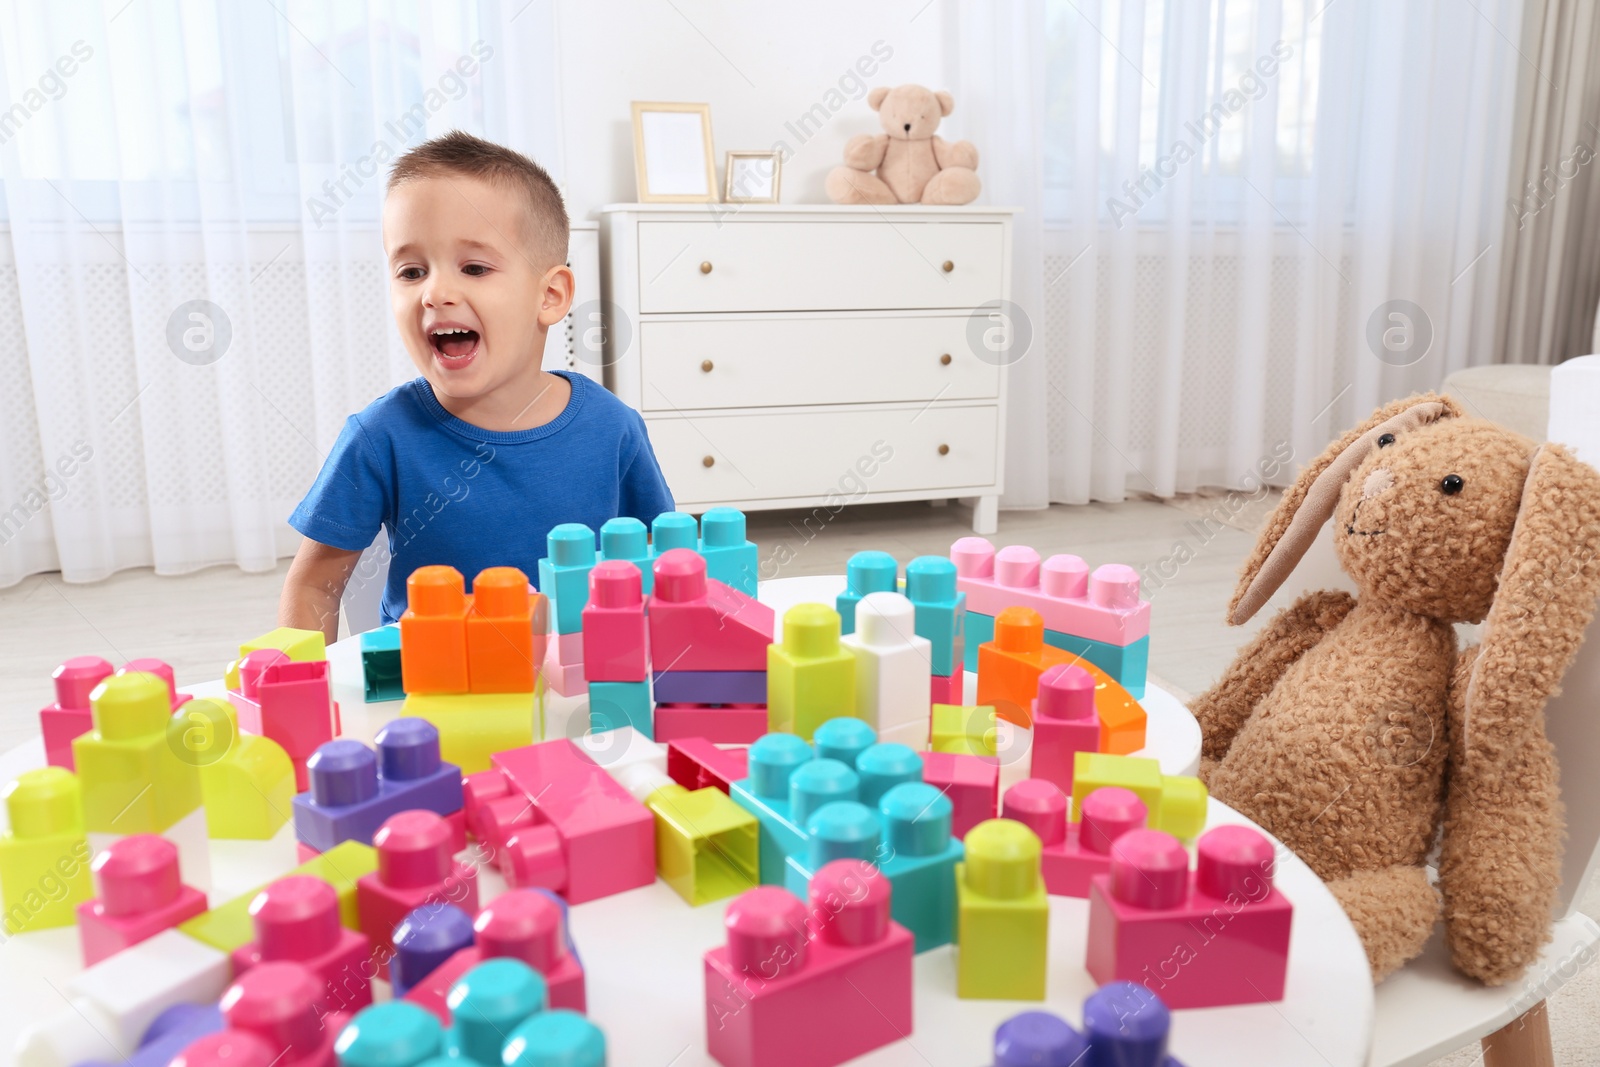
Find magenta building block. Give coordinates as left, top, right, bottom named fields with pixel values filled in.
left=929, top=670, right=963, bottom=707
left=647, top=549, right=774, bottom=672
left=1030, top=664, right=1101, bottom=791
left=291, top=718, right=463, bottom=854
left=581, top=560, right=648, bottom=683
left=666, top=738, right=750, bottom=794
left=921, top=750, right=998, bottom=839
left=651, top=669, right=767, bottom=705
left=230, top=875, right=376, bottom=1017
left=356, top=810, right=479, bottom=978
left=232, top=651, right=338, bottom=791
left=653, top=703, right=769, bottom=744
left=40, top=655, right=114, bottom=770
left=1004, top=781, right=1147, bottom=897
left=75, top=834, right=208, bottom=966
left=220, top=960, right=343, bottom=1065
left=951, top=538, right=1151, bottom=646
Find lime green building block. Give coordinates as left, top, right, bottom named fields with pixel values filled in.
left=72, top=672, right=202, bottom=834
left=178, top=839, right=376, bottom=952
left=767, top=603, right=857, bottom=741
left=402, top=681, right=544, bottom=773
left=0, top=767, right=94, bottom=935
left=1070, top=752, right=1208, bottom=840
left=646, top=783, right=759, bottom=906
left=955, top=818, right=1048, bottom=1000
left=225, top=626, right=327, bottom=689
left=185, top=698, right=295, bottom=840
left=1152, top=772, right=1208, bottom=839
left=929, top=704, right=998, bottom=756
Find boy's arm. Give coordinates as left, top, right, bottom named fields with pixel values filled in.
left=279, top=537, right=365, bottom=644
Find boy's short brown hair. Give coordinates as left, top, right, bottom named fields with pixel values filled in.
left=387, top=129, right=569, bottom=267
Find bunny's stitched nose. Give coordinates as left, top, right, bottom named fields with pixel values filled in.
left=903, top=123, right=912, bottom=132
left=1363, top=468, right=1395, bottom=501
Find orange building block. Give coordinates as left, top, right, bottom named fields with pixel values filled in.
left=465, top=568, right=548, bottom=694
left=1093, top=668, right=1146, bottom=755
left=400, top=566, right=471, bottom=695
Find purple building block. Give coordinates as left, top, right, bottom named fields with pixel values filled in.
left=391, top=902, right=476, bottom=999
left=291, top=719, right=464, bottom=853
left=993, top=982, right=1186, bottom=1067
left=80, top=1002, right=223, bottom=1067
left=650, top=668, right=767, bottom=705
left=993, top=1011, right=1087, bottom=1066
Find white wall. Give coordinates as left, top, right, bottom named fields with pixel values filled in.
left=552, top=0, right=957, bottom=217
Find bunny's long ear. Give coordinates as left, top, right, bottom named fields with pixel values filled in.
left=1227, top=393, right=1463, bottom=625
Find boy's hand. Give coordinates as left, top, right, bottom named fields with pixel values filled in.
left=279, top=537, right=366, bottom=644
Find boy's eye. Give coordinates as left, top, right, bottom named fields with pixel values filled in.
left=463, top=264, right=489, bottom=276
left=398, top=266, right=425, bottom=281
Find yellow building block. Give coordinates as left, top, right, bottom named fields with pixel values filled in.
left=646, top=783, right=759, bottom=906
left=401, top=681, right=544, bottom=773
left=0, top=768, right=94, bottom=935
left=225, top=626, right=328, bottom=690
left=929, top=704, right=998, bottom=756
left=1152, top=773, right=1208, bottom=839
left=177, top=839, right=376, bottom=953
left=183, top=698, right=295, bottom=840
left=956, top=818, right=1047, bottom=1000
left=767, top=603, right=857, bottom=740
left=72, top=672, right=202, bottom=834
left=1070, top=752, right=1208, bottom=840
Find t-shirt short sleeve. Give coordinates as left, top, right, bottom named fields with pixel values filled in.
left=288, top=414, right=390, bottom=552
left=618, top=412, right=676, bottom=522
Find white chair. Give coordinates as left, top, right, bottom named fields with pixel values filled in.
left=339, top=531, right=391, bottom=638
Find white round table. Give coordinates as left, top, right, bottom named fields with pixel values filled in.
left=0, top=575, right=1375, bottom=1066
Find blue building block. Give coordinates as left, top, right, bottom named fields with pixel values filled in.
left=876, top=782, right=962, bottom=952
left=598, top=516, right=653, bottom=596
left=445, top=959, right=548, bottom=1064
left=963, top=609, right=994, bottom=674
left=588, top=679, right=653, bottom=738
left=836, top=551, right=899, bottom=635
left=784, top=800, right=882, bottom=897
left=361, top=624, right=403, bottom=702
left=650, top=510, right=700, bottom=558
left=336, top=999, right=445, bottom=1065
left=391, top=902, right=476, bottom=999
left=698, top=506, right=758, bottom=596
left=291, top=719, right=464, bottom=853
left=992, top=983, right=1187, bottom=1067
left=906, top=556, right=966, bottom=677
left=503, top=1009, right=607, bottom=1067
left=651, top=669, right=766, bottom=705
left=730, top=733, right=815, bottom=885
left=856, top=742, right=924, bottom=807
left=813, top=716, right=876, bottom=768
left=537, top=523, right=597, bottom=635
left=1043, top=630, right=1149, bottom=699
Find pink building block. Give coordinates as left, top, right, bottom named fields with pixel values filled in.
left=921, top=751, right=999, bottom=838
left=930, top=670, right=963, bottom=707
left=704, top=860, right=913, bottom=1067
left=1030, top=664, right=1100, bottom=791
left=220, top=960, right=343, bottom=1067
left=647, top=549, right=774, bottom=672
left=581, top=560, right=648, bottom=682
left=75, top=834, right=208, bottom=966
left=1086, top=825, right=1292, bottom=1007
left=479, top=739, right=655, bottom=903
left=404, top=888, right=585, bottom=1022
left=553, top=629, right=584, bottom=665
left=356, top=810, right=480, bottom=977
left=542, top=643, right=587, bottom=697
left=40, top=655, right=113, bottom=770
left=654, top=703, right=768, bottom=744
left=118, top=658, right=194, bottom=709
left=950, top=538, right=1151, bottom=646
left=1003, top=780, right=1146, bottom=897
left=667, top=738, right=750, bottom=794
left=231, top=875, right=375, bottom=1017
left=231, top=652, right=340, bottom=791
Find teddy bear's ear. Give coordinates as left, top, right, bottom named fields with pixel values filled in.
left=934, top=90, right=955, bottom=116
left=1226, top=393, right=1464, bottom=625
left=867, top=86, right=890, bottom=111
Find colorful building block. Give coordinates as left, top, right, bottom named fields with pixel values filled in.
left=76, top=834, right=206, bottom=966
left=962, top=609, right=994, bottom=674
left=930, top=670, right=963, bottom=706
left=977, top=606, right=1078, bottom=726
left=228, top=626, right=327, bottom=690
left=647, top=548, right=774, bottom=672
left=698, top=506, right=758, bottom=596
left=581, top=559, right=648, bottom=682
left=442, top=958, right=548, bottom=1063
left=329, top=1000, right=444, bottom=1066
left=704, top=861, right=913, bottom=1067
left=812, top=715, right=876, bottom=767
left=653, top=702, right=769, bottom=743
left=930, top=703, right=998, bottom=756
left=0, top=766, right=93, bottom=935
left=1071, top=753, right=1208, bottom=840
left=836, top=551, right=898, bottom=635
left=357, top=810, right=479, bottom=976
left=178, top=840, right=376, bottom=954
left=73, top=671, right=203, bottom=835
left=1030, top=664, right=1099, bottom=791
left=782, top=800, right=881, bottom=899
left=950, top=537, right=1151, bottom=646
left=730, top=732, right=818, bottom=885
left=40, top=655, right=114, bottom=770
left=360, top=625, right=403, bottom=702
left=666, top=738, right=748, bottom=794
left=993, top=983, right=1188, bottom=1066
left=189, top=697, right=295, bottom=840
left=1003, top=779, right=1147, bottom=897
left=840, top=590, right=931, bottom=742
left=1086, top=825, right=1292, bottom=1007
left=651, top=510, right=700, bottom=555
left=599, top=515, right=654, bottom=595
left=232, top=875, right=376, bottom=1016
left=646, top=781, right=760, bottom=905
left=538, top=523, right=598, bottom=635
left=552, top=629, right=584, bottom=664
left=292, top=719, right=464, bottom=853
left=571, top=724, right=667, bottom=801
left=230, top=654, right=341, bottom=791
left=109, top=1003, right=228, bottom=1067
left=542, top=641, right=587, bottom=698
left=466, top=567, right=547, bottom=694
left=391, top=903, right=476, bottom=999
left=400, top=566, right=471, bottom=694
left=768, top=603, right=856, bottom=740
left=876, top=782, right=963, bottom=952
left=502, top=1010, right=607, bottom=1066
left=1044, top=629, right=1150, bottom=699
left=855, top=742, right=924, bottom=807
left=587, top=679, right=653, bottom=737
left=220, top=960, right=342, bottom=1066
left=906, top=555, right=966, bottom=677
left=652, top=668, right=766, bottom=705
left=402, top=685, right=544, bottom=774
left=922, top=750, right=998, bottom=839
left=956, top=818, right=1048, bottom=1000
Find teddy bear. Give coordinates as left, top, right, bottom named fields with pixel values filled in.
left=826, top=84, right=981, bottom=206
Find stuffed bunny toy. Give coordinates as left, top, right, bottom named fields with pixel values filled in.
left=1193, top=393, right=1600, bottom=984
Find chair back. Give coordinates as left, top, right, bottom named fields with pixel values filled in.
left=340, top=531, right=391, bottom=637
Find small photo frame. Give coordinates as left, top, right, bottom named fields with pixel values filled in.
left=631, top=101, right=716, bottom=203
left=724, top=150, right=782, bottom=203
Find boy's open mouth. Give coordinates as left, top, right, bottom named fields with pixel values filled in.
left=429, top=327, right=480, bottom=366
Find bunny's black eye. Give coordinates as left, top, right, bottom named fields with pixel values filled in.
left=1378, top=433, right=1396, bottom=447
left=1440, top=474, right=1464, bottom=495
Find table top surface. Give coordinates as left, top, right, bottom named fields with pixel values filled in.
left=0, top=574, right=1377, bottom=1067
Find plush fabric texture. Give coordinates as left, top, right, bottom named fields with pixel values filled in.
left=825, top=84, right=981, bottom=206
left=1194, top=394, right=1600, bottom=985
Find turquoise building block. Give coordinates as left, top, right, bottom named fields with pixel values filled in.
left=1043, top=631, right=1149, bottom=698
left=587, top=680, right=653, bottom=738
left=783, top=801, right=881, bottom=898
left=836, top=551, right=898, bottom=635
left=698, top=506, right=758, bottom=596
left=856, top=742, right=924, bottom=807
left=445, top=958, right=547, bottom=1064
left=335, top=1000, right=444, bottom=1065
left=876, top=782, right=963, bottom=953
left=906, top=556, right=966, bottom=677
left=503, top=1010, right=607, bottom=1066
left=537, top=523, right=597, bottom=635
left=813, top=716, right=876, bottom=768
left=650, top=510, right=699, bottom=555
left=730, top=732, right=814, bottom=885
left=962, top=609, right=995, bottom=674
left=360, top=625, right=403, bottom=703
left=598, top=517, right=653, bottom=595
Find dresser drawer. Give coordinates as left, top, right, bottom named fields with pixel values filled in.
left=637, top=220, right=1005, bottom=313
left=646, top=405, right=999, bottom=505
left=639, top=316, right=1000, bottom=411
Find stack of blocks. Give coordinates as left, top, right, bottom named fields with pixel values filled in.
left=952, top=537, right=1150, bottom=698
left=582, top=558, right=653, bottom=737
left=1003, top=779, right=1149, bottom=897
left=399, top=564, right=548, bottom=772
left=39, top=656, right=191, bottom=771
left=906, top=555, right=966, bottom=706
left=839, top=588, right=933, bottom=747
left=230, top=874, right=375, bottom=1016
left=228, top=649, right=340, bottom=792
left=539, top=524, right=597, bottom=697
left=356, top=809, right=480, bottom=978
left=993, top=983, right=1189, bottom=1066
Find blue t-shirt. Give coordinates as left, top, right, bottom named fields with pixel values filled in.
left=289, top=371, right=675, bottom=625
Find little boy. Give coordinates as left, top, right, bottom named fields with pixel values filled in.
left=279, top=131, right=674, bottom=641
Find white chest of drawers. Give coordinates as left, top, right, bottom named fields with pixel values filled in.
left=598, top=204, right=1016, bottom=534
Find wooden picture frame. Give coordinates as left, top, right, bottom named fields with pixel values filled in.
left=723, top=150, right=782, bottom=203
left=630, top=101, right=717, bottom=203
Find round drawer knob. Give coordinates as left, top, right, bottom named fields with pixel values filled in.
left=938, top=444, right=950, bottom=456
left=701, top=360, right=714, bottom=372
left=941, top=260, right=954, bottom=273
left=939, top=353, right=952, bottom=366
left=702, top=455, right=716, bottom=468
left=700, top=261, right=713, bottom=274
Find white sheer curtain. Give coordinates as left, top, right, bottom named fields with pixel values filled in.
left=0, top=0, right=561, bottom=587
left=1016, top=0, right=1522, bottom=504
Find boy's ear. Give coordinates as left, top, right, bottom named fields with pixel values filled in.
left=538, top=264, right=576, bottom=329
